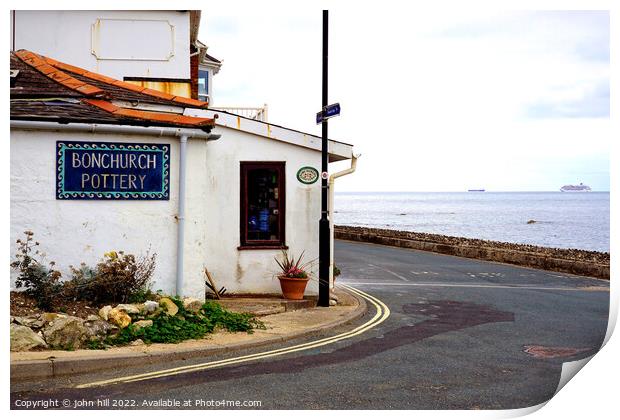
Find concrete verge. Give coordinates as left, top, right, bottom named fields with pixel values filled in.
left=11, top=287, right=367, bottom=382
left=335, top=226, right=609, bottom=280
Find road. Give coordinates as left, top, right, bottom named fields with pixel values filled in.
left=11, top=240, right=610, bottom=410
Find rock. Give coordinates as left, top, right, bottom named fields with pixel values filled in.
left=130, top=339, right=145, bottom=346
left=143, top=300, right=159, bottom=314
left=182, top=297, right=203, bottom=313
left=115, top=304, right=140, bottom=314
left=133, top=320, right=153, bottom=329
left=11, top=324, right=48, bottom=351
left=159, top=297, right=178, bottom=316
left=84, top=319, right=116, bottom=339
left=27, top=316, right=46, bottom=330
left=527, top=219, right=537, bottom=224
left=108, top=308, right=132, bottom=329
left=99, top=305, right=113, bottom=321
left=86, top=315, right=100, bottom=322
left=14, top=315, right=46, bottom=328
left=329, top=299, right=337, bottom=306
left=41, top=313, right=59, bottom=324
left=43, top=316, right=88, bottom=350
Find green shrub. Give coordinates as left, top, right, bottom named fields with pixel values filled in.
left=105, top=301, right=264, bottom=346
left=127, top=287, right=159, bottom=304
left=11, top=231, right=62, bottom=311
left=201, top=301, right=265, bottom=333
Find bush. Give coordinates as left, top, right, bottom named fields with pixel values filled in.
left=63, top=251, right=156, bottom=304
left=11, top=231, right=62, bottom=311
left=105, top=301, right=265, bottom=346
left=201, top=301, right=265, bottom=333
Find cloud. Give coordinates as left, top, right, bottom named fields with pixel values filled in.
left=526, top=81, right=610, bottom=118
left=200, top=8, right=610, bottom=192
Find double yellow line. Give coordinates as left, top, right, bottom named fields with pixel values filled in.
left=76, top=285, right=390, bottom=388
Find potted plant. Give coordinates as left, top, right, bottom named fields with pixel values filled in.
left=275, top=250, right=311, bottom=300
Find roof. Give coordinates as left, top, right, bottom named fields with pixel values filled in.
left=204, top=52, right=221, bottom=64
left=10, top=50, right=215, bottom=131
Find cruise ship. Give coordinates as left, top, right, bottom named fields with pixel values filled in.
left=560, top=183, right=592, bottom=192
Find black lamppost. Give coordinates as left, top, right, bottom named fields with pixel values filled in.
left=318, top=10, right=330, bottom=307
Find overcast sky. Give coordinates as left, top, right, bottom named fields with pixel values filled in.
left=200, top=8, right=610, bottom=192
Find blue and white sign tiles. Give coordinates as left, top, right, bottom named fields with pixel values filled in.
left=56, top=141, right=170, bottom=200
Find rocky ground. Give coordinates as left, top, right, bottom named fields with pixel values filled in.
left=10, top=291, right=99, bottom=319
left=10, top=295, right=224, bottom=353
left=334, top=225, right=610, bottom=265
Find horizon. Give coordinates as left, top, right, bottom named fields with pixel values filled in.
left=335, top=190, right=611, bottom=193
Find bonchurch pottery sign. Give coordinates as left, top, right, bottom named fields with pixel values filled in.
left=56, top=141, right=170, bottom=200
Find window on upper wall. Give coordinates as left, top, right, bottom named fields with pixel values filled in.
left=239, top=162, right=286, bottom=249
left=198, top=68, right=209, bottom=101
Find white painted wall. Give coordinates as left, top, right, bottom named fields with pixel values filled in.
left=11, top=11, right=191, bottom=80
left=10, top=129, right=182, bottom=296
left=202, top=126, right=322, bottom=296
left=10, top=126, right=323, bottom=298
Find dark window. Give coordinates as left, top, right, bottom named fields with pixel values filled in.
left=239, top=162, right=286, bottom=249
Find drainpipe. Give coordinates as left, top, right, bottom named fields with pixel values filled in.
left=176, top=135, right=188, bottom=297
left=329, top=154, right=359, bottom=288
left=175, top=134, right=220, bottom=297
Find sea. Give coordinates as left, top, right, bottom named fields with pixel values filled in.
left=333, top=192, right=610, bottom=252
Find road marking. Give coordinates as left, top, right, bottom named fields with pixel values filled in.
left=76, top=285, right=390, bottom=388
left=341, top=281, right=609, bottom=292
left=368, top=263, right=409, bottom=281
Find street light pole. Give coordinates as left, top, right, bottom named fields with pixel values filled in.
left=318, top=9, right=330, bottom=307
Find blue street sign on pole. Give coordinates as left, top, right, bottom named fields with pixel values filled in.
left=316, top=102, right=341, bottom=124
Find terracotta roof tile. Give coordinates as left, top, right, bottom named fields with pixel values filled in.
left=170, top=95, right=211, bottom=108
left=37, top=52, right=209, bottom=108
left=142, top=88, right=176, bottom=101
left=47, top=71, right=73, bottom=84
left=15, top=50, right=106, bottom=98
left=12, top=50, right=215, bottom=130
left=80, top=71, right=119, bottom=85
left=84, top=99, right=215, bottom=127
left=15, top=50, right=212, bottom=109
left=33, top=63, right=58, bottom=75
left=83, top=99, right=119, bottom=114
left=75, top=84, right=105, bottom=96
left=109, top=79, right=147, bottom=93
left=10, top=54, right=82, bottom=98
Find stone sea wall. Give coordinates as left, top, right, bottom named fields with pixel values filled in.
left=334, top=225, right=610, bottom=280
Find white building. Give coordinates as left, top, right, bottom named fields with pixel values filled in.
left=9, top=11, right=355, bottom=300
left=10, top=10, right=221, bottom=104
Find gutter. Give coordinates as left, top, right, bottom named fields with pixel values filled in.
left=10, top=120, right=219, bottom=140
left=329, top=154, right=359, bottom=287
left=11, top=120, right=221, bottom=297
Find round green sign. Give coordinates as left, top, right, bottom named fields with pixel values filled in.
left=296, top=166, right=319, bottom=184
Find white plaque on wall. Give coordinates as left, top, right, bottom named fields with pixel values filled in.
left=91, top=19, right=175, bottom=61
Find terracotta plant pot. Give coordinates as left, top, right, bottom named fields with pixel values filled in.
left=278, top=276, right=309, bottom=300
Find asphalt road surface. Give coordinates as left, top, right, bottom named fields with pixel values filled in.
left=11, top=240, right=610, bottom=410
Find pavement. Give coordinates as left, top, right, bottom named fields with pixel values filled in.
left=10, top=239, right=610, bottom=410
left=10, top=288, right=365, bottom=381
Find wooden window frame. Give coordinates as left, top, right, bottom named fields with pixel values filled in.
left=238, top=161, right=287, bottom=250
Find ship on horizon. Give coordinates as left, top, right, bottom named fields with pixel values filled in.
left=467, top=188, right=485, bottom=192
left=560, top=183, right=592, bottom=192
